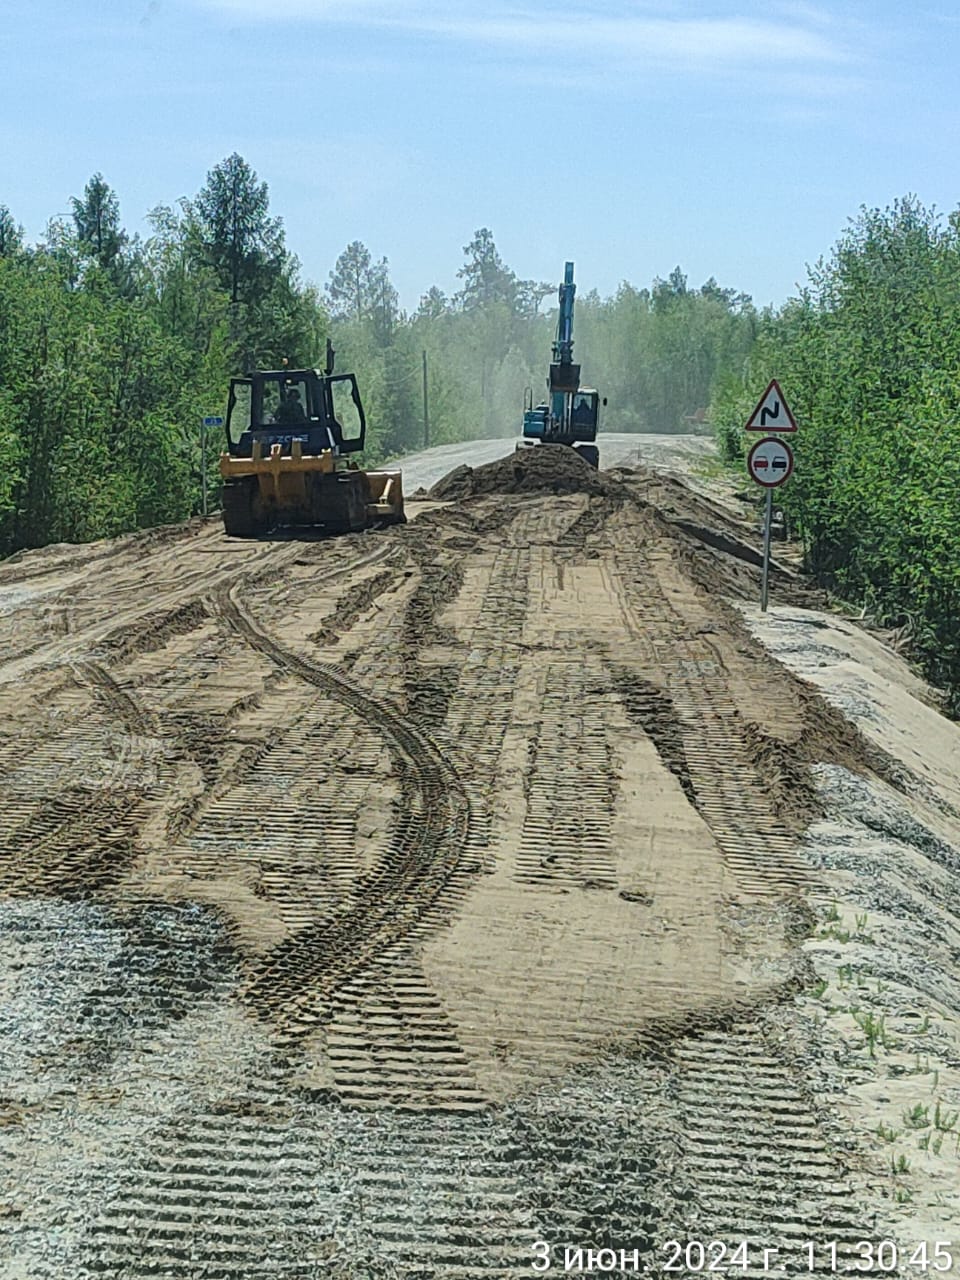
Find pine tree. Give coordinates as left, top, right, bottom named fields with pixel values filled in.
left=326, top=241, right=373, bottom=322
left=71, top=174, right=125, bottom=269
left=194, top=153, right=284, bottom=305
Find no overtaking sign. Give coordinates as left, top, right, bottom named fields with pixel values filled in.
left=747, top=436, right=794, bottom=488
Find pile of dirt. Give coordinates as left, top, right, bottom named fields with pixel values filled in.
left=430, top=445, right=617, bottom=500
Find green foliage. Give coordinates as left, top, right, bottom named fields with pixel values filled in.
left=711, top=195, right=960, bottom=710
left=193, top=153, right=284, bottom=306
left=575, top=274, right=757, bottom=433
left=0, top=158, right=326, bottom=557
left=71, top=173, right=126, bottom=273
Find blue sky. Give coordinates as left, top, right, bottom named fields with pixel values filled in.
left=4, top=1, right=960, bottom=310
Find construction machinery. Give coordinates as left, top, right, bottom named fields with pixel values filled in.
left=218, top=345, right=404, bottom=537
left=520, top=261, right=605, bottom=468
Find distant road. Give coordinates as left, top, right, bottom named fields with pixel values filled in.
left=396, top=432, right=717, bottom=492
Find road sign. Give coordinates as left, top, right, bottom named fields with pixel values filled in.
left=200, top=416, right=223, bottom=518
left=747, top=436, right=794, bottom=487
left=744, top=378, right=797, bottom=432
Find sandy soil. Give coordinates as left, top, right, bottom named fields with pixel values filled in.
left=1, top=434, right=957, bottom=1278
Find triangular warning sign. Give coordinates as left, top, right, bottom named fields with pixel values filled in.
left=744, top=378, right=797, bottom=432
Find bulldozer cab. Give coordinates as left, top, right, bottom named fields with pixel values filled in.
left=225, top=369, right=366, bottom=458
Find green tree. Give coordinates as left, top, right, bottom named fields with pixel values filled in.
left=326, top=240, right=373, bottom=323
left=416, top=286, right=448, bottom=319
left=455, top=228, right=518, bottom=312
left=71, top=173, right=125, bottom=270
left=194, top=153, right=284, bottom=305
left=0, top=206, right=23, bottom=258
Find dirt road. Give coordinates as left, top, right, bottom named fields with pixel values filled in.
left=3, top=435, right=960, bottom=1278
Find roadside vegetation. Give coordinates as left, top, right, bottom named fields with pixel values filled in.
left=711, top=197, right=960, bottom=708
left=0, top=153, right=752, bottom=557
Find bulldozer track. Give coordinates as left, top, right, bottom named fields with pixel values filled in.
left=516, top=661, right=619, bottom=889
left=215, top=585, right=473, bottom=1026
left=438, top=543, right=530, bottom=856
left=0, top=671, right=151, bottom=898
left=82, top=1098, right=330, bottom=1280
left=668, top=1025, right=878, bottom=1276
left=614, top=548, right=814, bottom=898
left=72, top=659, right=156, bottom=736
left=326, top=946, right=488, bottom=1110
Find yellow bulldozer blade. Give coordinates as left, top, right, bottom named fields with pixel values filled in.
left=364, top=470, right=405, bottom=524
left=219, top=442, right=404, bottom=535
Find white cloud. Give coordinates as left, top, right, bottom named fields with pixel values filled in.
left=197, top=0, right=855, bottom=74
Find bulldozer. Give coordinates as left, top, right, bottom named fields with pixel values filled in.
left=218, top=346, right=404, bottom=537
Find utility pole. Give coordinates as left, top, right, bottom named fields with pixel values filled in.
left=422, top=349, right=430, bottom=448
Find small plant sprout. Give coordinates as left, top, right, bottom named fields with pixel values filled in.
left=854, top=912, right=875, bottom=942
left=855, top=1010, right=888, bottom=1058
left=903, top=1104, right=930, bottom=1130
left=895, top=1187, right=912, bottom=1204
left=811, top=978, right=828, bottom=999
left=934, top=1101, right=959, bottom=1132
left=891, top=1153, right=910, bottom=1175
left=875, top=1122, right=898, bottom=1143
left=824, top=901, right=841, bottom=923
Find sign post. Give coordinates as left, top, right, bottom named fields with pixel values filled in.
left=745, top=381, right=797, bottom=611
left=201, top=416, right=223, bottom=518
left=761, top=487, right=773, bottom=613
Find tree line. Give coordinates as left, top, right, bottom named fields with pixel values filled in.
left=711, top=196, right=960, bottom=710
left=0, top=153, right=753, bottom=557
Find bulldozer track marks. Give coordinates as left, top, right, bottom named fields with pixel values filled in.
left=516, top=662, right=618, bottom=889
left=216, top=585, right=474, bottom=1027
left=2, top=451, right=905, bottom=1280
left=180, top=692, right=387, bottom=934
left=72, top=659, right=155, bottom=736
left=326, top=947, right=488, bottom=1110
left=441, top=544, right=530, bottom=854
left=614, top=548, right=813, bottom=898
left=81, top=1101, right=330, bottom=1280
left=670, top=1025, right=875, bottom=1273
left=0, top=667, right=155, bottom=898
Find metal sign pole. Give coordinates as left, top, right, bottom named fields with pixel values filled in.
left=200, top=416, right=223, bottom=520
left=201, top=420, right=208, bottom=518
left=760, top=487, right=772, bottom=612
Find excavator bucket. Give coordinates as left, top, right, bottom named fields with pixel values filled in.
left=363, top=469, right=405, bottom=525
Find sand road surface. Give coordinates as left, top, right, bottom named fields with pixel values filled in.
left=3, top=435, right=960, bottom=1278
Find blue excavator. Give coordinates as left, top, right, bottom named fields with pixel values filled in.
left=519, top=261, right=605, bottom=468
